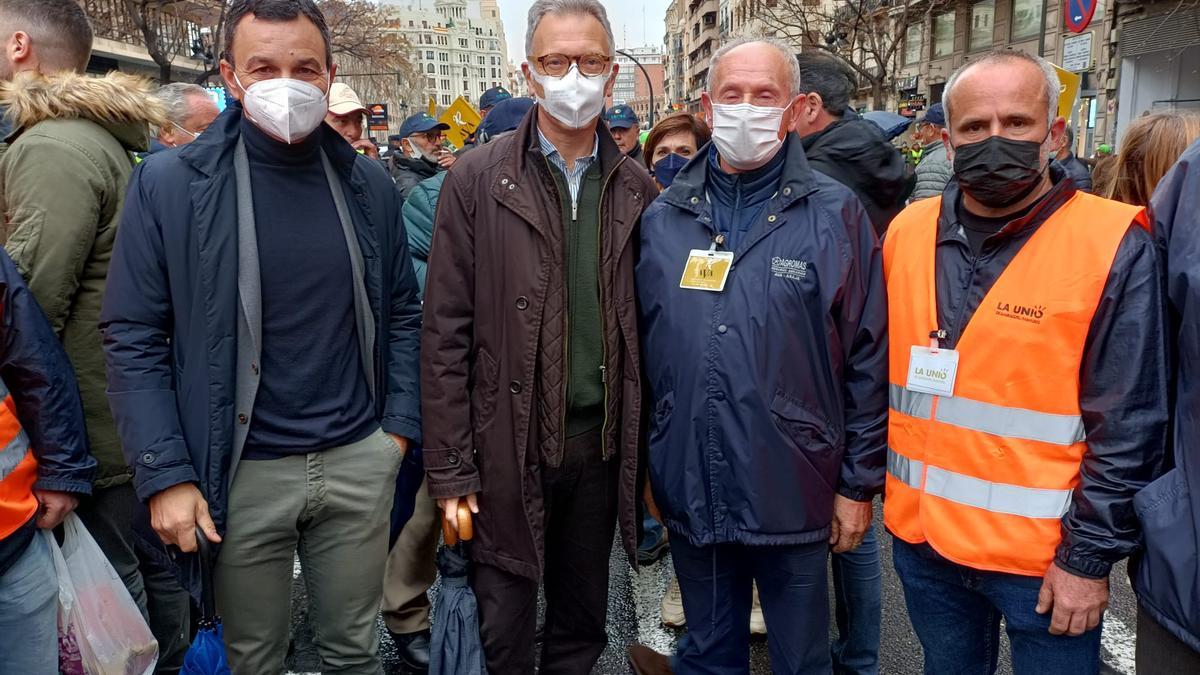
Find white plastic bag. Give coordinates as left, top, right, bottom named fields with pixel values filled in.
left=58, top=513, right=159, bottom=675
left=45, top=529, right=85, bottom=674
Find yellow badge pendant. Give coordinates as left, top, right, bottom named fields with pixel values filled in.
left=680, top=249, right=735, bottom=292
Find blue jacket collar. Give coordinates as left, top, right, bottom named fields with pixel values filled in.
left=664, top=132, right=818, bottom=215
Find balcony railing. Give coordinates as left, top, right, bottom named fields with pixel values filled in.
left=84, top=0, right=210, bottom=62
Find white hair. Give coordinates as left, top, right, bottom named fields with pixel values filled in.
left=153, top=82, right=210, bottom=125
left=707, top=36, right=802, bottom=98
left=525, top=0, right=615, bottom=58
left=943, top=49, right=1060, bottom=127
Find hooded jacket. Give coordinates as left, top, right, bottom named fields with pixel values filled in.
left=390, top=153, right=441, bottom=201
left=801, top=111, right=914, bottom=235
left=0, top=71, right=164, bottom=489
left=637, top=135, right=888, bottom=547
left=1135, top=139, right=1200, bottom=651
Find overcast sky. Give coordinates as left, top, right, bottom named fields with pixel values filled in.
left=500, top=0, right=672, bottom=64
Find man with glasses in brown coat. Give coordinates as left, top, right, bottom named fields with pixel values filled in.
left=420, top=0, right=657, bottom=672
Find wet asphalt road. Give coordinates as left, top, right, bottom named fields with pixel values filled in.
left=285, top=504, right=1139, bottom=674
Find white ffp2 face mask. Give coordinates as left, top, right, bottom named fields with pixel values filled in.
left=710, top=102, right=788, bottom=171
left=236, top=74, right=329, bottom=144
left=530, top=64, right=607, bottom=129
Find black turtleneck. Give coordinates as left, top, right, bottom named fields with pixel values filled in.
left=239, top=116, right=376, bottom=458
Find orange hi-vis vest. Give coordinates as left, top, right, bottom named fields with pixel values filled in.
left=882, top=192, right=1146, bottom=576
left=0, top=377, right=37, bottom=540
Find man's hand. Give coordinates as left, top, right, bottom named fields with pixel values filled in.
left=387, top=433, right=409, bottom=457
left=1036, top=563, right=1109, bottom=636
left=149, top=483, right=221, bottom=553
left=437, top=493, right=479, bottom=535
left=829, top=495, right=872, bottom=553
left=436, top=149, right=456, bottom=169
left=33, top=490, right=78, bottom=530
left=352, top=139, right=379, bottom=160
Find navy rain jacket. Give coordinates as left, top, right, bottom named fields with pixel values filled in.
left=100, top=104, right=422, bottom=537
left=637, top=135, right=888, bottom=547
left=1135, top=139, right=1200, bottom=651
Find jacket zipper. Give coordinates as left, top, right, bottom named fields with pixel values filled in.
left=948, top=248, right=982, bottom=347
left=595, top=156, right=624, bottom=459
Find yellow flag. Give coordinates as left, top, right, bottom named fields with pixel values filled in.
left=439, top=96, right=483, bottom=149
left=427, top=96, right=437, bottom=118
left=1051, top=64, right=1082, bottom=121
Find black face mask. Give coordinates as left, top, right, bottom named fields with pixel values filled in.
left=952, top=135, right=1048, bottom=208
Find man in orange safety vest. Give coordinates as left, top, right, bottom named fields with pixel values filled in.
left=883, top=49, right=1168, bottom=673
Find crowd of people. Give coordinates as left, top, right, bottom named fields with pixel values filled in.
left=1, top=0, right=1200, bottom=674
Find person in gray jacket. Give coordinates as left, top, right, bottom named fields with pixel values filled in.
left=911, top=103, right=952, bottom=201
left=1054, top=126, right=1094, bottom=192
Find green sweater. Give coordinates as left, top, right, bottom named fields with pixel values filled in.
left=548, top=163, right=606, bottom=437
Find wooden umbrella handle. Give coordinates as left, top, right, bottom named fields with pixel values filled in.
left=441, top=502, right=474, bottom=546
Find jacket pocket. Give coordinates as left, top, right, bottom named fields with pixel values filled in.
left=470, top=348, right=500, bottom=432
left=1132, top=468, right=1199, bottom=629
left=649, top=390, right=675, bottom=444
left=769, top=390, right=842, bottom=452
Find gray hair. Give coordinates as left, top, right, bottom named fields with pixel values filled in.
left=943, top=49, right=1060, bottom=127
left=525, top=0, right=615, bottom=58
left=153, top=83, right=210, bottom=125
left=707, top=37, right=802, bottom=99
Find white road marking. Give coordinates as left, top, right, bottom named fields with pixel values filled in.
left=631, top=556, right=677, bottom=655
left=1102, top=612, right=1137, bottom=674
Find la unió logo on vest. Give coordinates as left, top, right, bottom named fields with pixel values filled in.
left=995, top=301, right=1046, bottom=324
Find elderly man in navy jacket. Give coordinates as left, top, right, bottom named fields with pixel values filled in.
left=628, top=36, right=887, bottom=675
left=100, top=1, right=421, bottom=673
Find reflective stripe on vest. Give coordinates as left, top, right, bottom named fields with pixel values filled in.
left=0, top=375, right=37, bottom=540
left=882, top=192, right=1145, bottom=576
left=887, top=448, right=1072, bottom=519
left=889, top=384, right=1085, bottom=446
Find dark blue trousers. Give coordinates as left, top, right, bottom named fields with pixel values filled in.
left=670, top=536, right=831, bottom=674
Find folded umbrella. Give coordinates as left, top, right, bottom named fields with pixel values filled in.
left=863, top=110, right=914, bottom=140
left=182, top=528, right=230, bottom=675
left=429, top=504, right=487, bottom=675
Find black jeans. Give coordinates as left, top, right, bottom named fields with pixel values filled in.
left=473, top=431, right=617, bottom=674
left=77, top=482, right=191, bottom=674
left=1137, top=604, right=1200, bottom=674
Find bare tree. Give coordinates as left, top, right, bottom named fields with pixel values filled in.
left=758, top=0, right=955, bottom=108
left=104, top=0, right=225, bottom=83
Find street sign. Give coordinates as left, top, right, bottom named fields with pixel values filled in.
left=1062, top=32, right=1094, bottom=72
left=1052, top=64, right=1082, bottom=120
left=1065, top=0, right=1098, bottom=33
left=439, top=96, right=482, bottom=149
left=366, top=103, right=388, bottom=132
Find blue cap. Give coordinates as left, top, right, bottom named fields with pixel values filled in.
left=921, top=103, right=945, bottom=127
left=478, top=97, right=535, bottom=143
left=398, top=113, right=449, bottom=139
left=479, top=86, right=513, bottom=111
left=604, top=105, right=639, bottom=129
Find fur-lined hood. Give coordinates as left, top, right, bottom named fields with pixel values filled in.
left=0, top=71, right=167, bottom=150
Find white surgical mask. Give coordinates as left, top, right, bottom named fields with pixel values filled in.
left=710, top=102, right=787, bottom=171
left=235, top=73, right=329, bottom=144
left=529, top=64, right=607, bottom=129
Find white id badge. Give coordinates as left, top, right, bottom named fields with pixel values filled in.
left=906, top=346, right=959, bottom=397
left=679, top=249, right=734, bottom=292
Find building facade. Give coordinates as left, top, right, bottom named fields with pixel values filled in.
left=82, top=0, right=212, bottom=82
left=610, top=47, right=666, bottom=125
left=663, top=0, right=688, bottom=111
left=383, top=0, right=512, bottom=110
left=684, top=0, right=721, bottom=110
left=1112, top=0, right=1200, bottom=144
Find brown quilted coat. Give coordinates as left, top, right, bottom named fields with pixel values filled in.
left=420, top=108, right=658, bottom=579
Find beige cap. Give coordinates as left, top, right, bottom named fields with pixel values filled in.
left=328, top=82, right=368, bottom=116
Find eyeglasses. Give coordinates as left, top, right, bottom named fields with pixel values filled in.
left=533, top=53, right=611, bottom=78
left=171, top=121, right=200, bottom=139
